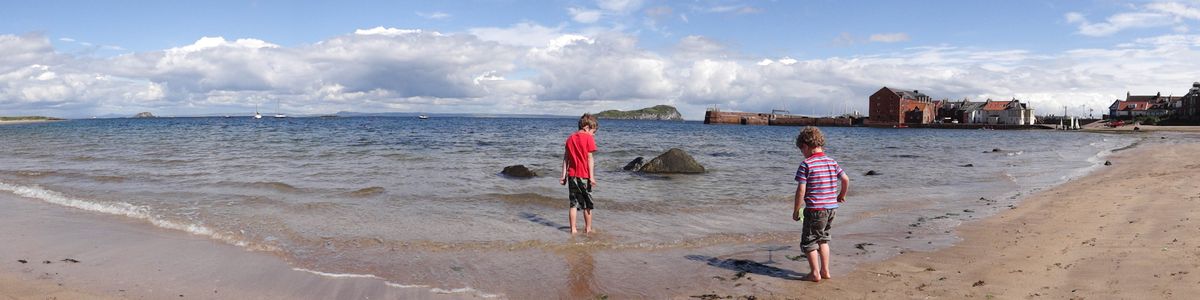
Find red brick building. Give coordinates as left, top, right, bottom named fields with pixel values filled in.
left=868, top=87, right=936, bottom=126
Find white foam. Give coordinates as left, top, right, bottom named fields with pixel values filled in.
left=0, top=181, right=277, bottom=252
left=292, top=267, right=501, bottom=298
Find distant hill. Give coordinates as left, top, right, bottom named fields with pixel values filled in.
left=0, top=116, right=63, bottom=121
left=595, top=105, right=683, bottom=121
left=133, top=112, right=156, bottom=118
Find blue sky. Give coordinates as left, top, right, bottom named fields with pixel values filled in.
left=2, top=0, right=1200, bottom=119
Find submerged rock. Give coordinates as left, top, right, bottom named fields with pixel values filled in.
left=623, top=157, right=645, bottom=171
left=1104, top=160, right=1112, bottom=166
left=961, top=164, right=974, bottom=167
left=639, top=149, right=705, bottom=174
left=501, top=165, right=537, bottom=178
left=865, top=170, right=880, bottom=176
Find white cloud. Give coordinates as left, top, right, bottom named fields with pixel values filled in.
left=416, top=11, right=451, bottom=20
left=596, top=0, right=643, bottom=12
left=59, top=37, right=76, bottom=42
left=468, top=22, right=567, bottom=47
left=869, top=33, right=910, bottom=43
left=354, top=27, right=425, bottom=36
left=1066, top=2, right=1200, bottom=37
left=5, top=24, right=1200, bottom=120
left=568, top=7, right=603, bottom=23
left=1147, top=2, right=1200, bottom=20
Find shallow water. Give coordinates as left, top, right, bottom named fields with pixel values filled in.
left=0, top=117, right=1136, bottom=298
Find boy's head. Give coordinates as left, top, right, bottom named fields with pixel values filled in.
left=578, top=113, right=599, bottom=131
left=795, top=126, right=825, bottom=154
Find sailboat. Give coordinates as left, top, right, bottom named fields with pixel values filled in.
left=418, top=114, right=429, bottom=120
left=254, top=104, right=262, bottom=119
left=273, top=99, right=287, bottom=118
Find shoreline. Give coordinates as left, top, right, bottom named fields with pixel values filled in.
left=0, top=191, right=482, bottom=299
left=787, top=140, right=1200, bottom=299
left=0, top=119, right=63, bottom=126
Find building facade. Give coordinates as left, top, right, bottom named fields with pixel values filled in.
left=1109, top=92, right=1182, bottom=119
left=1180, top=82, right=1200, bottom=122
left=867, top=87, right=936, bottom=126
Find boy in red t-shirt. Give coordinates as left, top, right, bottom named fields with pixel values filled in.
left=560, top=113, right=598, bottom=235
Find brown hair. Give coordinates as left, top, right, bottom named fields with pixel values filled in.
left=578, top=113, right=598, bottom=130
left=795, top=126, right=825, bottom=148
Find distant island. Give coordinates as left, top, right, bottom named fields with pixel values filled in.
left=133, top=112, right=156, bottom=118
left=0, top=116, right=63, bottom=121
left=595, top=105, right=683, bottom=121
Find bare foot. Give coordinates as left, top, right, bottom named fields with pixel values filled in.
left=803, top=274, right=821, bottom=282
left=585, top=227, right=593, bottom=233
left=570, top=228, right=578, bottom=235
left=821, top=273, right=832, bottom=279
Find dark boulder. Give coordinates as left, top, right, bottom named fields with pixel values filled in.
left=501, top=165, right=537, bottom=178
left=865, top=170, right=880, bottom=176
left=992, top=148, right=1002, bottom=152
left=1104, top=160, right=1112, bottom=166
left=639, top=149, right=705, bottom=174
left=623, top=157, right=645, bottom=171
left=961, top=164, right=974, bottom=167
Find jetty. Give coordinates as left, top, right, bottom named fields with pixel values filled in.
left=703, top=108, right=862, bottom=127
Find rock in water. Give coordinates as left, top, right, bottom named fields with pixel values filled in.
left=865, top=170, right=880, bottom=176
left=639, top=149, right=705, bottom=173
left=623, top=157, right=645, bottom=171
left=501, top=165, right=537, bottom=178
left=961, top=164, right=974, bottom=167
left=133, top=111, right=156, bottom=118
left=1104, top=160, right=1112, bottom=166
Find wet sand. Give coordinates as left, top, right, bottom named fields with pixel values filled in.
left=0, top=192, right=475, bottom=299
left=778, top=141, right=1200, bottom=299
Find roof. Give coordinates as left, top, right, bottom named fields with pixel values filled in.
left=883, top=87, right=928, bottom=100
left=982, top=100, right=1011, bottom=111
left=1111, top=100, right=1152, bottom=111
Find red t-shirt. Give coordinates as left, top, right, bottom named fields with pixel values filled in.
left=565, top=131, right=597, bottom=178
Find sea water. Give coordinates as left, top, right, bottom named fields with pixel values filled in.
left=0, top=117, right=1136, bottom=298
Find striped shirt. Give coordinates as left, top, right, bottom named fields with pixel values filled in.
left=795, top=152, right=845, bottom=209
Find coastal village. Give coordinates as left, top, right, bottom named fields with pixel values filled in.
left=704, top=82, right=1200, bottom=128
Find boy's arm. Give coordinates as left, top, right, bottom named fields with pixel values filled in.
left=560, top=148, right=568, bottom=185
left=837, top=173, right=850, bottom=203
left=587, top=152, right=596, bottom=186
left=792, top=183, right=805, bottom=221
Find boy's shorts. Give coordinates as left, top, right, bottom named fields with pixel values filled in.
left=567, top=177, right=594, bottom=210
left=800, top=208, right=836, bottom=252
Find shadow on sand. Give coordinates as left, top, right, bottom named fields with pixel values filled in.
left=685, top=253, right=807, bottom=281
left=520, top=212, right=570, bottom=232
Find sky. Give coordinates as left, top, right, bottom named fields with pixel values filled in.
left=2, top=0, right=1200, bottom=119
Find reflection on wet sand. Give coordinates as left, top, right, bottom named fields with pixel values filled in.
left=563, top=247, right=596, bottom=298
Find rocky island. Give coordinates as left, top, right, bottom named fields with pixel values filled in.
left=133, top=112, right=156, bottom=118
left=595, top=105, right=683, bottom=121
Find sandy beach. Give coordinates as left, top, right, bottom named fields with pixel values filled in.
left=1, top=132, right=1196, bottom=299
left=784, top=139, right=1200, bottom=299
left=0, top=119, right=60, bottom=126
left=0, top=191, right=476, bottom=299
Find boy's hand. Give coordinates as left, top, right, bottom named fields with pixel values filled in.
left=588, top=178, right=597, bottom=187
left=837, top=196, right=846, bottom=203
left=792, top=209, right=801, bottom=221
left=559, top=177, right=567, bottom=185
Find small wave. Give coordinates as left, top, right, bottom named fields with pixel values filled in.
left=221, top=181, right=303, bottom=193
left=291, top=268, right=500, bottom=298
left=0, top=181, right=278, bottom=253
left=347, top=186, right=386, bottom=197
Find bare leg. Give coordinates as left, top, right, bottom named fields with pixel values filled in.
left=583, top=209, right=593, bottom=233
left=818, top=243, right=831, bottom=279
left=569, top=208, right=578, bottom=234
left=805, top=250, right=821, bottom=282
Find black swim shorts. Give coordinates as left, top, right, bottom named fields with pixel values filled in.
left=567, top=176, right=594, bottom=210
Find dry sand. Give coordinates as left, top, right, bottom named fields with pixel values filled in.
left=0, top=120, right=59, bottom=126
left=786, top=141, right=1200, bottom=299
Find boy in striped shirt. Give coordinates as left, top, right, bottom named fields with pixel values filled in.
left=792, top=126, right=850, bottom=282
